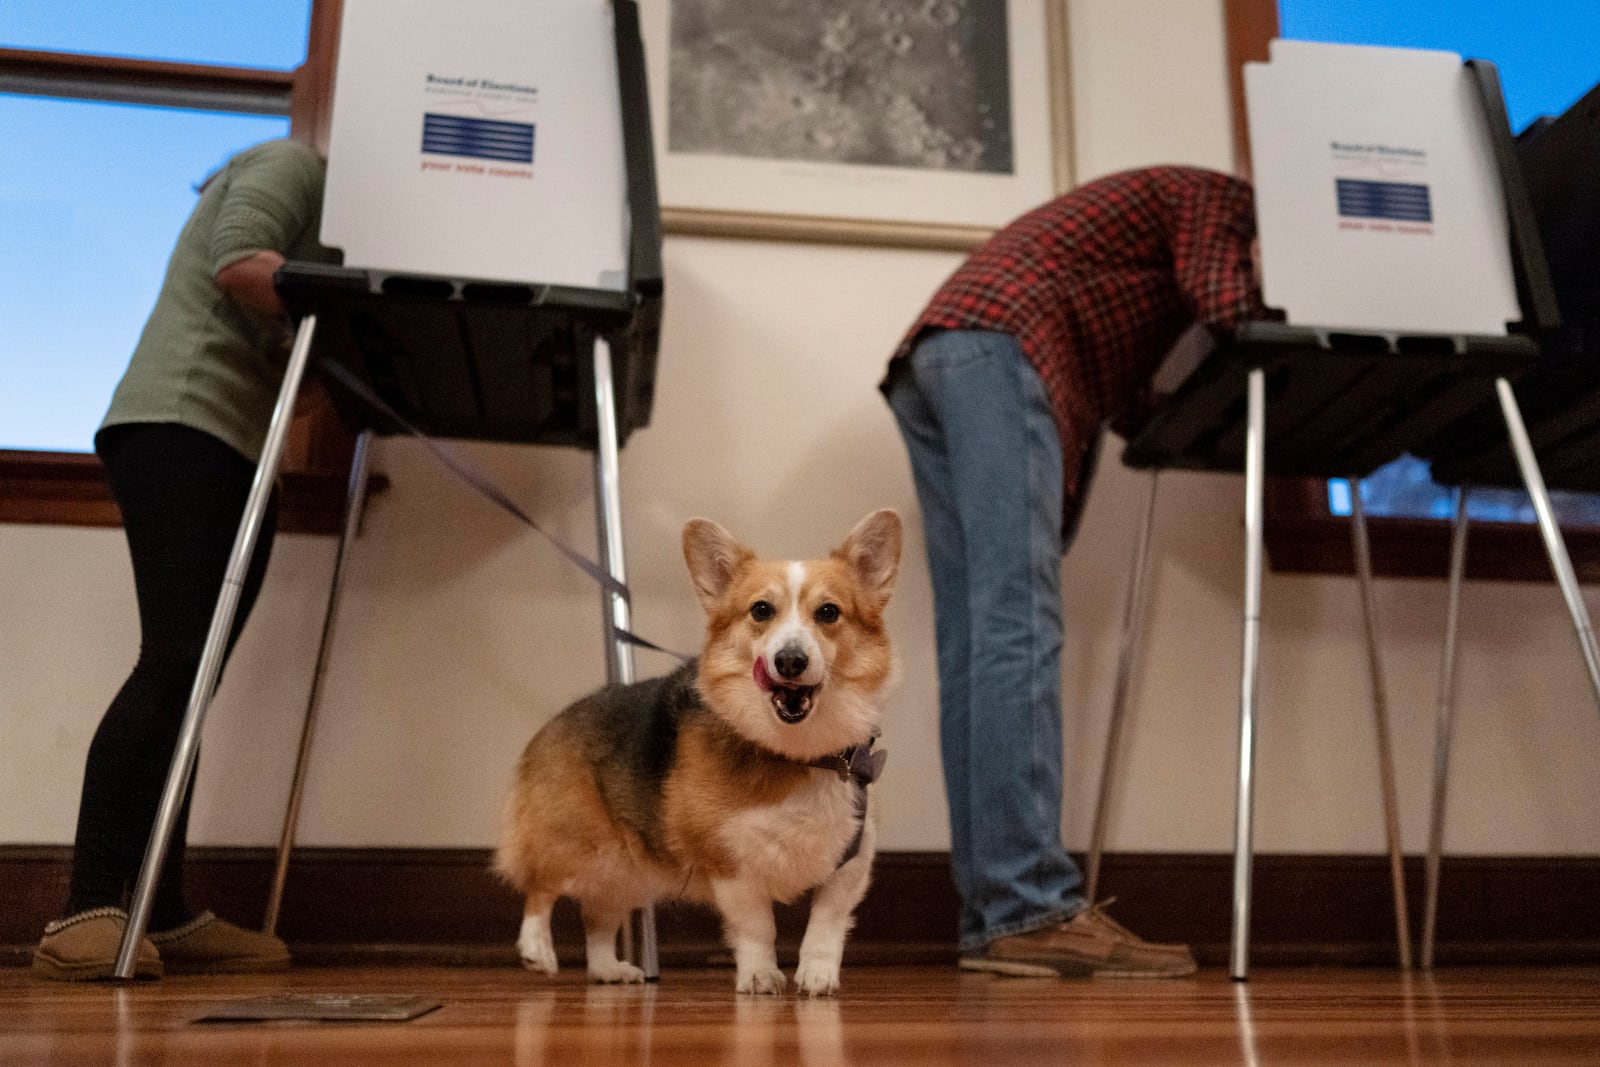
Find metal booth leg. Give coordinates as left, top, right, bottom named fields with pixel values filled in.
left=1495, top=378, right=1600, bottom=707
left=114, top=315, right=321, bottom=979
left=590, top=334, right=660, bottom=980
left=1422, top=486, right=1471, bottom=969
left=261, top=428, right=375, bottom=937
left=1231, top=366, right=1267, bottom=981
left=1085, top=471, right=1160, bottom=904
left=1349, top=481, right=1414, bottom=970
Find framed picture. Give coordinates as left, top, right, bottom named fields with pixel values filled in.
left=638, top=0, right=1074, bottom=250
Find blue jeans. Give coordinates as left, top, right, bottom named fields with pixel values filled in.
left=887, top=329, right=1089, bottom=951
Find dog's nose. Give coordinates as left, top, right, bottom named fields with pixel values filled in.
left=774, top=645, right=808, bottom=680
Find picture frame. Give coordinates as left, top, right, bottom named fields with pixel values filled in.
left=638, top=0, right=1074, bottom=250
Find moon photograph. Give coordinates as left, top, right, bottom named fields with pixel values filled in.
left=668, top=0, right=1015, bottom=174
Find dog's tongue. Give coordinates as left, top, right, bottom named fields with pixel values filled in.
left=754, top=656, right=814, bottom=722
left=753, top=657, right=776, bottom=692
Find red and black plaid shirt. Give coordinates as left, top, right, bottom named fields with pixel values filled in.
left=888, top=165, right=1267, bottom=504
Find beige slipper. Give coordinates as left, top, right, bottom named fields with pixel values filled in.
left=149, top=911, right=290, bottom=974
left=32, top=907, right=163, bottom=981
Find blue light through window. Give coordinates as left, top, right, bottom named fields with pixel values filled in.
left=0, top=99, right=289, bottom=452
left=0, top=1, right=312, bottom=70
left=0, top=3, right=308, bottom=452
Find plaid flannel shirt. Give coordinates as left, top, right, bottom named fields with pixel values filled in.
left=887, top=166, right=1268, bottom=507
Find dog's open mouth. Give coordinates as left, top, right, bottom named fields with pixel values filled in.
left=753, top=659, right=817, bottom=724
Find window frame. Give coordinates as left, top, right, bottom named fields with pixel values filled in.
left=1223, top=0, right=1600, bottom=581
left=0, top=0, right=350, bottom=535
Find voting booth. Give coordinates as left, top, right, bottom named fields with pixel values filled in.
left=1084, top=41, right=1590, bottom=981
left=115, top=0, right=664, bottom=979
left=1410, top=76, right=1600, bottom=968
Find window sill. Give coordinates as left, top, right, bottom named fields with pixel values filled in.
left=0, top=449, right=354, bottom=536
left=1265, top=477, right=1600, bottom=583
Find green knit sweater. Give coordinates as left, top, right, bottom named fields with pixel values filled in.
left=99, top=139, right=341, bottom=463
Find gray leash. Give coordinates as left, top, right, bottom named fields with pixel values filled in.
left=320, top=358, right=693, bottom=664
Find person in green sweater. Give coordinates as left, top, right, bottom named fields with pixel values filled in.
left=33, top=137, right=341, bottom=981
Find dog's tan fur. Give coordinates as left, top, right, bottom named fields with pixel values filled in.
left=495, top=510, right=901, bottom=994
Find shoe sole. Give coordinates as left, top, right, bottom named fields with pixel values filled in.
left=959, top=956, right=1093, bottom=978
left=1091, top=962, right=1198, bottom=979
left=960, top=956, right=1196, bottom=979
left=31, top=955, right=162, bottom=982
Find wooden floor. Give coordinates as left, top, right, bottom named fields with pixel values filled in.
left=4, top=963, right=1600, bottom=1065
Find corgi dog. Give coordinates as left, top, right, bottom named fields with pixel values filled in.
left=494, top=508, right=901, bottom=995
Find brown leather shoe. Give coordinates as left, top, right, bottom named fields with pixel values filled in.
left=32, top=907, right=163, bottom=981
left=148, top=912, right=290, bottom=974
left=960, top=902, right=1197, bottom=978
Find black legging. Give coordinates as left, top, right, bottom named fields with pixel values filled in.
left=67, top=423, right=278, bottom=929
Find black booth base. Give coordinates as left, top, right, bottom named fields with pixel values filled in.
left=275, top=263, right=661, bottom=452
left=1124, top=322, right=1537, bottom=481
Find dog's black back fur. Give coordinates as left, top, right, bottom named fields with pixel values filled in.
left=570, top=659, right=701, bottom=860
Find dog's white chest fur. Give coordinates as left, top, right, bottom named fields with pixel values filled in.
left=718, top=772, right=863, bottom=902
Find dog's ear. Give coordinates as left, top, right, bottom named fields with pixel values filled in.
left=835, top=509, right=902, bottom=605
left=683, top=518, right=753, bottom=612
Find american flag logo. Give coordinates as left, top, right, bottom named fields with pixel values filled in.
left=1335, top=178, right=1432, bottom=223
left=421, top=114, right=535, bottom=164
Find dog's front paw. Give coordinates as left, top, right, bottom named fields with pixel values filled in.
left=587, top=960, right=647, bottom=985
left=517, top=936, right=558, bottom=975
left=794, top=958, right=841, bottom=997
left=736, top=967, right=788, bottom=996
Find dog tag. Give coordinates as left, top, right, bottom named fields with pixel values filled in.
left=850, top=745, right=888, bottom=785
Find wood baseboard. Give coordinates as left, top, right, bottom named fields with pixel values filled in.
left=4, top=846, right=1597, bottom=968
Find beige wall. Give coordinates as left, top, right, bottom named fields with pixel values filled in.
left=4, top=0, right=1599, bottom=860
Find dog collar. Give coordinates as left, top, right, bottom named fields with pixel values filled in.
left=806, top=736, right=888, bottom=787
left=804, top=737, right=886, bottom=869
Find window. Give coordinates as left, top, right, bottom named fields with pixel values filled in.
left=1, top=98, right=289, bottom=452
left=2, top=0, right=312, bottom=69
left=0, top=1, right=350, bottom=532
